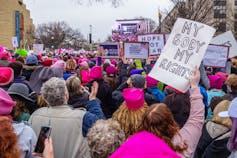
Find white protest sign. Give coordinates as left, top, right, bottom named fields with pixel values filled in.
left=124, top=42, right=149, bottom=59
left=211, top=31, right=237, bottom=58
left=203, top=45, right=229, bottom=67
left=33, top=44, right=44, bottom=54
left=149, top=18, right=216, bottom=92
left=12, top=37, right=18, bottom=48
left=137, top=34, right=165, bottom=55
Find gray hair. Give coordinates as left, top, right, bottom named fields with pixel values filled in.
left=41, top=77, right=67, bottom=106
left=87, top=119, right=125, bottom=158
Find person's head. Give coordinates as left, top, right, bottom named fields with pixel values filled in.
left=212, top=100, right=231, bottom=128
left=90, top=66, right=103, bottom=80
left=87, top=119, right=125, bottom=158
left=130, top=74, right=145, bottom=88
left=26, top=54, right=38, bottom=66
left=219, top=98, right=237, bottom=151
left=0, top=67, right=14, bottom=86
left=225, top=74, right=237, bottom=93
left=41, top=77, right=68, bottom=106
left=112, top=88, right=148, bottom=138
left=51, top=60, right=66, bottom=71
left=66, top=59, right=77, bottom=72
left=66, top=76, right=83, bottom=98
left=0, top=88, right=16, bottom=117
left=0, top=116, right=20, bottom=158
left=7, top=83, right=33, bottom=121
left=140, top=103, right=187, bottom=153
left=163, top=93, right=191, bottom=128
left=16, top=56, right=25, bottom=64
left=8, top=61, right=23, bottom=78
left=37, top=95, right=48, bottom=107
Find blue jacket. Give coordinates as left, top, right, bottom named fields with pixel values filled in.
left=147, top=87, right=165, bottom=102
left=81, top=99, right=105, bottom=137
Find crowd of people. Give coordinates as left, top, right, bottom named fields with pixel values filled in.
left=0, top=46, right=237, bottom=158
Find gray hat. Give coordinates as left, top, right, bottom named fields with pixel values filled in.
left=7, top=83, right=34, bottom=102
left=130, top=74, right=145, bottom=88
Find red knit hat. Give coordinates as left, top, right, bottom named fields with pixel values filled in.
left=123, top=88, right=145, bottom=111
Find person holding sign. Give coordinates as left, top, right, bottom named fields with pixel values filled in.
left=140, top=68, right=205, bottom=158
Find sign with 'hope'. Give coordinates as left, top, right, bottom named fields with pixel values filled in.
left=149, top=18, right=216, bottom=92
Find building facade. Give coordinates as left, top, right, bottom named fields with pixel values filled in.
left=158, top=0, right=237, bottom=38
left=0, top=0, right=34, bottom=49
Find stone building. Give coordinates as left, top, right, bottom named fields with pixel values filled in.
left=0, top=0, right=34, bottom=49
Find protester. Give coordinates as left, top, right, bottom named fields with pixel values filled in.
left=110, top=131, right=181, bottom=158
left=87, top=119, right=125, bottom=158
left=7, top=83, right=37, bottom=121
left=225, top=74, right=237, bottom=98
left=104, top=65, right=119, bottom=91
left=146, top=75, right=165, bottom=102
left=0, top=116, right=20, bottom=158
left=140, top=68, right=204, bottom=157
left=112, top=88, right=148, bottom=138
left=0, top=88, right=37, bottom=158
left=22, top=54, right=40, bottom=81
left=112, top=74, right=157, bottom=108
left=29, top=77, right=97, bottom=158
left=217, top=97, right=237, bottom=158
left=86, top=66, right=116, bottom=118
left=0, top=67, right=14, bottom=90
left=66, top=76, right=105, bottom=136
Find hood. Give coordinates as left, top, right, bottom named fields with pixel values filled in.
left=23, top=65, right=40, bottom=71
left=206, top=121, right=230, bottom=139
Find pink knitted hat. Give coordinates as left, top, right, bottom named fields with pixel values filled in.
left=146, top=75, right=158, bottom=88
left=0, top=67, right=14, bottom=86
left=110, top=131, right=180, bottom=158
left=216, top=72, right=228, bottom=84
left=89, top=66, right=103, bottom=80
left=51, top=60, right=66, bottom=70
left=106, top=65, right=117, bottom=75
left=123, top=88, right=145, bottom=110
left=0, top=88, right=16, bottom=115
left=81, top=70, right=90, bottom=84
left=208, top=75, right=223, bottom=89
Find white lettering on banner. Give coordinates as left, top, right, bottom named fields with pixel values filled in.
left=138, top=34, right=165, bottom=55
left=149, top=18, right=216, bottom=92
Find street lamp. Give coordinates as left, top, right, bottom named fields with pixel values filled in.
left=89, top=25, right=92, bottom=51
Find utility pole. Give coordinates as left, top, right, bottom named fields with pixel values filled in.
left=89, top=25, right=92, bottom=51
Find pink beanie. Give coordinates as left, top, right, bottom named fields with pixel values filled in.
left=81, top=70, right=90, bottom=84
left=0, top=67, right=14, bottom=86
left=0, top=88, right=16, bottom=115
left=216, top=72, right=228, bottom=84
left=146, top=75, right=158, bottom=88
left=106, top=65, right=117, bottom=75
left=110, top=131, right=180, bottom=158
left=90, top=66, right=103, bottom=80
left=208, top=75, right=223, bottom=89
left=123, top=88, right=145, bottom=110
left=51, top=60, right=66, bottom=70
left=80, top=61, right=89, bottom=67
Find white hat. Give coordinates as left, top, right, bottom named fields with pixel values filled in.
left=219, top=98, right=237, bottom=118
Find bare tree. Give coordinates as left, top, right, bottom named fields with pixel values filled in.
left=35, top=21, right=85, bottom=49
left=159, top=0, right=234, bottom=35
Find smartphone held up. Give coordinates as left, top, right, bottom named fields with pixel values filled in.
left=34, top=126, right=52, bottom=154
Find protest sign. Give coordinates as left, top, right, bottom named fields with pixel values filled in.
left=99, top=43, right=119, bottom=58
left=149, top=18, right=216, bottom=92
left=12, top=37, right=18, bottom=48
left=124, top=42, right=149, bottom=59
left=211, top=31, right=237, bottom=58
left=137, top=34, right=165, bottom=55
left=203, top=44, right=229, bottom=68
left=33, top=44, right=44, bottom=54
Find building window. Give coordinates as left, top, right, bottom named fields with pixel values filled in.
left=214, top=4, right=226, bottom=19
left=214, top=0, right=227, bottom=6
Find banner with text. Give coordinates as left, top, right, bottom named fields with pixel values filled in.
left=137, top=34, right=165, bottom=56
left=203, top=44, right=229, bottom=68
left=124, top=42, right=149, bottom=59
left=33, top=44, right=44, bottom=54
left=99, top=43, right=119, bottom=58
left=211, top=31, right=237, bottom=58
left=149, top=18, right=216, bottom=92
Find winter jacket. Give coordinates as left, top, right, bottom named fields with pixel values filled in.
left=68, top=92, right=89, bottom=109
left=112, top=82, right=158, bottom=108
left=86, top=79, right=116, bottom=118
left=12, top=122, right=37, bottom=158
left=118, top=63, right=129, bottom=85
left=22, top=65, right=40, bottom=81
left=147, top=87, right=165, bottom=102
left=172, top=87, right=205, bottom=158
left=28, top=104, right=91, bottom=158
left=194, top=121, right=231, bottom=158
left=207, top=89, right=225, bottom=105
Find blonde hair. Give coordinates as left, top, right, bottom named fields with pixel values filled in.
left=66, top=59, right=77, bottom=71
left=212, top=100, right=232, bottom=128
left=37, top=95, right=48, bottom=107
left=66, top=76, right=83, bottom=97
left=112, top=102, right=148, bottom=139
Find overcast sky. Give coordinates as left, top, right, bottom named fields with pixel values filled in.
left=23, top=0, right=172, bottom=42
